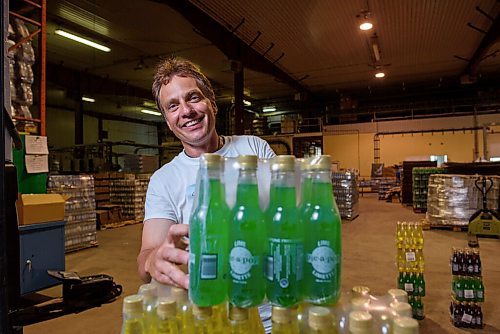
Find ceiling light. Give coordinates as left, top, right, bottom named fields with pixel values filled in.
left=375, top=72, right=385, bottom=78
left=55, top=29, right=111, bottom=52
left=359, top=22, right=373, bottom=31
left=262, top=106, right=276, bottom=112
left=244, top=100, right=252, bottom=106
left=141, top=109, right=162, bottom=116
left=82, top=96, right=95, bottom=102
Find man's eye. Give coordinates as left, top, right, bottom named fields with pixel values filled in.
left=168, top=104, right=178, bottom=111
left=190, top=95, right=200, bottom=102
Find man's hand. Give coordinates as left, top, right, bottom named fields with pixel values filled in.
left=138, top=220, right=190, bottom=289
left=147, top=224, right=189, bottom=289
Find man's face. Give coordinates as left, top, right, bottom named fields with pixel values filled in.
left=159, top=75, right=217, bottom=146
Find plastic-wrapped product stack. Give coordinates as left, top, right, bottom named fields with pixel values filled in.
left=110, top=174, right=151, bottom=222
left=48, top=175, right=97, bottom=252
left=332, top=171, right=359, bottom=220
left=412, top=167, right=446, bottom=213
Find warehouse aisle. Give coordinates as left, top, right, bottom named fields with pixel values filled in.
left=24, top=194, right=500, bottom=333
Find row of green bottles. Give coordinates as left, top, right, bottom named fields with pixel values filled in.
left=397, top=271, right=426, bottom=297
left=190, top=154, right=341, bottom=309
left=408, top=295, right=425, bottom=320
left=452, top=276, right=485, bottom=302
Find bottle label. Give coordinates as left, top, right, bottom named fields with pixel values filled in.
left=477, top=291, right=483, bottom=299
left=268, top=238, right=303, bottom=287
left=457, top=289, right=464, bottom=298
left=452, top=264, right=459, bottom=273
left=229, top=241, right=258, bottom=282
left=464, top=289, right=474, bottom=299
left=406, top=251, right=416, bottom=262
left=462, top=313, right=472, bottom=324
left=307, top=240, right=338, bottom=281
left=200, top=253, right=217, bottom=280
left=404, top=283, right=414, bottom=292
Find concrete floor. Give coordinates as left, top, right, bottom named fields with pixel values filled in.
left=24, top=194, right=500, bottom=333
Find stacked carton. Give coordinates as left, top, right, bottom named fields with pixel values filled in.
left=110, top=174, right=151, bottom=222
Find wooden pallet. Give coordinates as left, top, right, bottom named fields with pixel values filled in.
left=413, top=207, right=427, bottom=214
left=65, top=241, right=99, bottom=254
left=428, top=224, right=468, bottom=232
left=100, top=219, right=142, bottom=230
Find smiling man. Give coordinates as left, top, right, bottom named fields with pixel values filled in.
left=137, top=57, right=275, bottom=288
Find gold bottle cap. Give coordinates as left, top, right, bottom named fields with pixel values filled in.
left=157, top=297, right=177, bottom=318
left=229, top=304, right=249, bottom=321
left=390, top=301, right=413, bottom=318
left=308, top=306, right=332, bottom=330
left=237, top=155, right=258, bottom=169
left=171, top=287, right=188, bottom=302
left=138, top=283, right=157, bottom=297
left=272, top=306, right=294, bottom=324
left=200, top=153, right=222, bottom=169
left=393, top=316, right=419, bottom=334
left=123, top=294, right=144, bottom=314
left=388, top=289, right=409, bottom=303
left=271, top=155, right=295, bottom=172
left=350, top=297, right=371, bottom=311
left=298, top=158, right=312, bottom=171
left=351, top=285, right=371, bottom=298
left=193, top=305, right=212, bottom=318
left=310, top=155, right=332, bottom=170
left=348, top=311, right=373, bottom=332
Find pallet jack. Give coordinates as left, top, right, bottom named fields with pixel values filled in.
left=468, top=176, right=500, bottom=247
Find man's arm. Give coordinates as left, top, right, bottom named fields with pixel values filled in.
left=137, top=218, right=189, bottom=289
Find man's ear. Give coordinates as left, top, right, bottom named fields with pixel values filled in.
left=212, top=101, right=218, bottom=115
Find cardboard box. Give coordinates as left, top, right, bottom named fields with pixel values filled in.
left=16, top=194, right=66, bottom=226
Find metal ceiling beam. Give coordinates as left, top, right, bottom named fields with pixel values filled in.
left=462, top=13, right=500, bottom=79
left=47, top=62, right=153, bottom=101
left=155, top=0, right=312, bottom=97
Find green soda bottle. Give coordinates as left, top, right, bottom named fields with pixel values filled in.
left=266, top=155, right=303, bottom=307
left=189, top=153, right=229, bottom=307
left=121, top=295, right=145, bottom=334
left=302, top=155, right=342, bottom=305
left=156, top=298, right=179, bottom=334
left=229, top=155, right=265, bottom=307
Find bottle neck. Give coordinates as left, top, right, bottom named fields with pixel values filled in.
left=270, top=170, right=296, bottom=205
left=310, top=170, right=333, bottom=203
left=197, top=167, right=224, bottom=204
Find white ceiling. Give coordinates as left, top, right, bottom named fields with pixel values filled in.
left=42, top=0, right=500, bottom=120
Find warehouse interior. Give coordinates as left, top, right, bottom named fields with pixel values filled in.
left=2, top=0, right=500, bottom=333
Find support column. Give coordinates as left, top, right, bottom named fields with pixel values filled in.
left=232, top=60, right=244, bottom=135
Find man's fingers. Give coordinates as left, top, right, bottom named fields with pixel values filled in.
left=161, top=247, right=189, bottom=265
left=167, top=266, right=189, bottom=290
left=167, top=224, right=189, bottom=241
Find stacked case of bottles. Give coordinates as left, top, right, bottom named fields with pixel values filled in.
left=110, top=174, right=151, bottom=221
left=450, top=248, right=484, bottom=329
left=411, top=167, right=445, bottom=213
left=47, top=175, right=97, bottom=252
left=401, top=161, right=437, bottom=205
left=332, top=171, right=359, bottom=220
left=395, top=221, right=425, bottom=320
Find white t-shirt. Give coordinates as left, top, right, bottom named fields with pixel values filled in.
left=144, top=135, right=276, bottom=224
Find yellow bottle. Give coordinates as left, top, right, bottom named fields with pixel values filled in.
left=121, top=295, right=145, bottom=334
left=307, top=306, right=336, bottom=334
left=156, top=298, right=179, bottom=334
left=212, top=302, right=229, bottom=333
left=138, top=283, right=158, bottom=333
left=171, top=288, right=194, bottom=334
left=248, top=307, right=265, bottom=334
left=271, top=306, right=299, bottom=334
left=228, top=304, right=250, bottom=334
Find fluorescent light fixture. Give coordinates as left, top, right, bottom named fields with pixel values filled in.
left=359, top=22, right=373, bottom=30
left=262, top=106, right=276, bottom=112
left=244, top=100, right=252, bottom=106
left=375, top=72, right=385, bottom=78
left=82, top=96, right=95, bottom=102
left=141, top=109, right=162, bottom=116
left=55, top=29, right=111, bottom=52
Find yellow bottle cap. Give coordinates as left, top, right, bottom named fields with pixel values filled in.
left=390, top=301, right=413, bottom=318
left=237, top=155, right=258, bottom=169
left=200, top=153, right=222, bottom=169
left=193, top=305, right=212, bottom=318
left=308, top=306, right=332, bottom=330
left=171, top=287, right=188, bottom=302
left=271, top=155, right=295, bottom=172
left=123, top=294, right=144, bottom=314
left=272, top=306, right=295, bottom=324
left=229, top=304, right=249, bottom=321
left=348, top=311, right=373, bottom=332
left=350, top=297, right=371, bottom=311
left=157, top=297, right=177, bottom=318
left=388, top=289, right=408, bottom=303
left=310, top=155, right=332, bottom=170
left=351, top=285, right=371, bottom=298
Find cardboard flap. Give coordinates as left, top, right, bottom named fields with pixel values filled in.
left=20, top=193, right=66, bottom=205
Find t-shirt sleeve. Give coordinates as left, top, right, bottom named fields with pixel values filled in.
left=250, top=136, right=276, bottom=159
left=144, top=172, right=177, bottom=222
